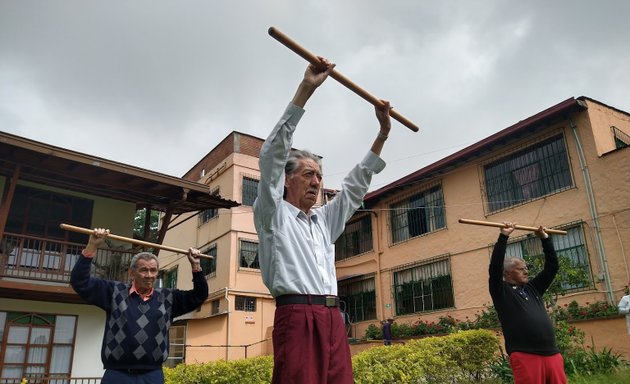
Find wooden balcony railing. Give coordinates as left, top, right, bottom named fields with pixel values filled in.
left=0, top=232, right=136, bottom=284
left=0, top=377, right=101, bottom=384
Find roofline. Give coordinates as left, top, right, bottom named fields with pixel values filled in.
left=0, top=131, right=213, bottom=194
left=365, top=97, right=587, bottom=202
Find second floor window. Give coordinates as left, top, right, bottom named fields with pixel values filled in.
left=200, top=245, right=217, bottom=277
left=160, top=267, right=178, bottom=289
left=336, top=215, right=373, bottom=261
left=390, top=185, right=445, bottom=244
left=242, top=177, right=259, bottom=206
left=393, top=257, right=454, bottom=316
left=239, top=240, right=260, bottom=269
left=484, top=134, right=573, bottom=212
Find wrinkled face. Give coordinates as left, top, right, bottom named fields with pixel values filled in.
left=504, top=259, right=529, bottom=285
left=129, top=258, right=159, bottom=293
left=285, top=158, right=322, bottom=213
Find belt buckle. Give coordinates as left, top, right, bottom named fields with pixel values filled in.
left=325, top=296, right=337, bottom=307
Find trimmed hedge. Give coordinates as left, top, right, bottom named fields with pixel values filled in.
left=164, top=329, right=499, bottom=384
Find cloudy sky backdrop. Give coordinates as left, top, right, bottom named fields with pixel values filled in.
left=1, top=1, right=629, bottom=201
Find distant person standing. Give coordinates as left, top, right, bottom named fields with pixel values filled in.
left=382, top=319, right=393, bottom=346
left=618, top=286, right=630, bottom=334
left=489, top=222, right=567, bottom=384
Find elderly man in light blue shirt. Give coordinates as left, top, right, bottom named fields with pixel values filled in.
left=253, top=56, right=392, bottom=384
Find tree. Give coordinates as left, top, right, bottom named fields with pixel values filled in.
left=133, top=208, right=160, bottom=243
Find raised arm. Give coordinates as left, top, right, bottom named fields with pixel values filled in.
left=291, top=56, right=335, bottom=108
left=370, top=100, right=392, bottom=156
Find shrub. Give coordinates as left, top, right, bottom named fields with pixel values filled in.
left=163, top=355, right=273, bottom=384
left=352, top=329, right=499, bottom=383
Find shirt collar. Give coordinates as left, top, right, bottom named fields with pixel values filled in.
left=129, top=282, right=154, bottom=301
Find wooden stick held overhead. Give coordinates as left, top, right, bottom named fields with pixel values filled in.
left=60, top=223, right=214, bottom=259
left=458, top=218, right=567, bottom=235
left=268, top=26, right=420, bottom=132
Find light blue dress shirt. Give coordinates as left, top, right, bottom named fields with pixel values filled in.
left=254, top=103, right=385, bottom=298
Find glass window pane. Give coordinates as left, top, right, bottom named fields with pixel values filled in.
left=7, top=326, right=29, bottom=343
left=0, top=312, right=6, bottom=340
left=1, top=365, right=23, bottom=379
left=50, top=345, right=72, bottom=374
left=28, top=346, right=48, bottom=363
left=30, top=327, right=51, bottom=344
left=4, top=345, right=26, bottom=363
left=54, top=316, right=76, bottom=343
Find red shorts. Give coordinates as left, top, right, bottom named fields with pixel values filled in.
left=271, top=303, right=352, bottom=384
left=509, top=352, right=567, bottom=384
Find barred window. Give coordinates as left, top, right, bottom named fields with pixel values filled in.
left=239, top=240, right=260, bottom=269
left=165, top=325, right=185, bottom=368
left=484, top=134, right=572, bottom=212
left=336, top=215, right=373, bottom=261
left=242, top=177, right=259, bottom=206
left=393, top=258, right=454, bottom=315
left=505, top=224, right=591, bottom=292
left=199, top=187, right=221, bottom=224
left=390, top=185, right=445, bottom=244
left=338, top=276, right=376, bottom=322
left=161, top=267, right=178, bottom=288
left=200, top=245, right=217, bottom=277
left=235, top=296, right=256, bottom=312
left=211, top=299, right=221, bottom=315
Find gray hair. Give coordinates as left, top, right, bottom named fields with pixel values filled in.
left=285, top=149, right=322, bottom=177
left=129, top=252, right=159, bottom=270
left=503, top=257, right=521, bottom=273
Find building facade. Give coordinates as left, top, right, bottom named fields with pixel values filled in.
left=163, top=96, right=630, bottom=365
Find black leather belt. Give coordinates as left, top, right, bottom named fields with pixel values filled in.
left=276, top=294, right=339, bottom=307
left=114, top=368, right=157, bottom=375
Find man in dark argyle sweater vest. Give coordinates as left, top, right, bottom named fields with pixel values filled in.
left=71, top=228, right=208, bottom=384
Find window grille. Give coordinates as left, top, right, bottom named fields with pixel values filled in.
left=612, top=126, right=630, bottom=149
left=239, top=240, right=260, bottom=269
left=390, top=184, right=445, bottom=244
left=338, top=276, right=376, bottom=322
left=200, top=245, right=217, bottom=277
left=336, top=215, right=373, bottom=261
left=484, top=134, right=572, bottom=212
left=242, top=177, right=259, bottom=206
left=199, top=187, right=221, bottom=225
left=393, top=257, right=454, bottom=315
left=235, top=296, right=257, bottom=312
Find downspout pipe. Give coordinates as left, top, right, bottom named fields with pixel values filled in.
left=570, top=119, right=614, bottom=304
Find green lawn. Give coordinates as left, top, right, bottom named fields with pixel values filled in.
left=568, top=367, right=630, bottom=384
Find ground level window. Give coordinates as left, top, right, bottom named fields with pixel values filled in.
left=0, top=312, right=76, bottom=381
left=235, top=296, right=256, bottom=312
left=393, top=257, right=454, bottom=316
left=165, top=325, right=186, bottom=368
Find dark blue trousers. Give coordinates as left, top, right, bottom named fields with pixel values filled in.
left=102, top=368, right=164, bottom=384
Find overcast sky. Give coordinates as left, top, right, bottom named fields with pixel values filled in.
left=1, top=1, right=629, bottom=201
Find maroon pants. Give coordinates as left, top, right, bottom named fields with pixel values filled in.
left=272, top=303, right=353, bottom=384
left=510, top=352, right=567, bottom=384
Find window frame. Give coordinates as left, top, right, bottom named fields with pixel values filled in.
left=392, top=256, right=454, bottom=316
left=389, top=183, right=446, bottom=244
left=235, top=296, right=257, bottom=312
left=482, top=133, right=574, bottom=213
left=336, top=214, right=373, bottom=261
